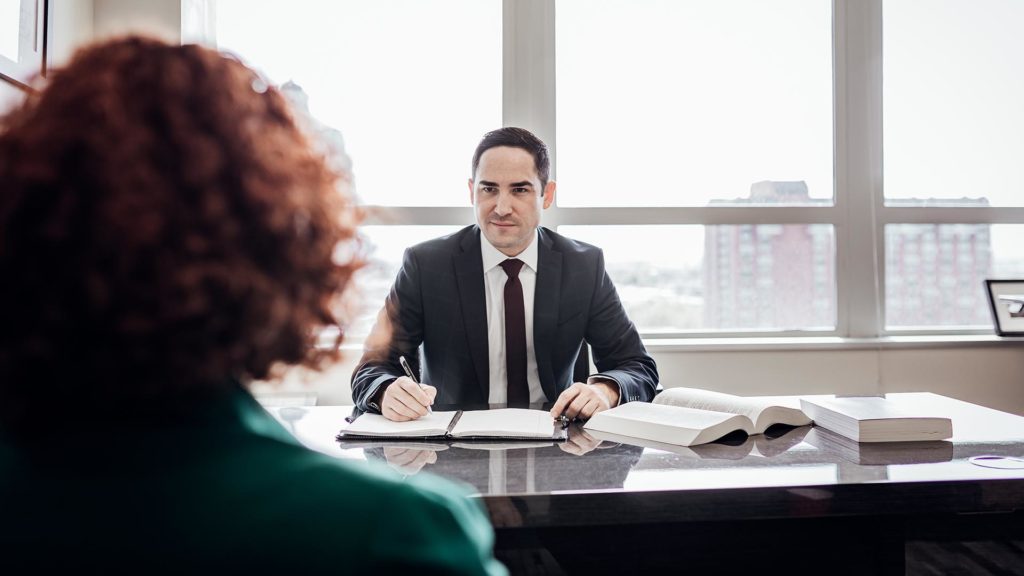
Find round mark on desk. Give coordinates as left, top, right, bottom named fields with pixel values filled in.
left=968, top=455, right=1024, bottom=470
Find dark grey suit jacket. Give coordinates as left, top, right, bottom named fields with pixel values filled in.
left=351, top=225, right=658, bottom=411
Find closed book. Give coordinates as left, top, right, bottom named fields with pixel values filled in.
left=800, top=396, right=953, bottom=443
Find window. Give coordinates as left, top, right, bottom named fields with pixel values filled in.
left=204, top=0, right=1024, bottom=340
left=556, top=0, right=834, bottom=207
left=882, top=0, right=1024, bottom=330
left=0, top=0, right=47, bottom=89
left=215, top=0, right=501, bottom=207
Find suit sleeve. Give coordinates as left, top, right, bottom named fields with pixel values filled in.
left=584, top=249, right=659, bottom=403
left=351, top=247, right=426, bottom=412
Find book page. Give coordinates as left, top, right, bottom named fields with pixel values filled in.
left=655, top=387, right=810, bottom=434
left=341, top=411, right=458, bottom=438
left=584, top=402, right=755, bottom=447
left=451, top=408, right=558, bottom=439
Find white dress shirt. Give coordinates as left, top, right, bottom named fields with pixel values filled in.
left=481, top=230, right=546, bottom=404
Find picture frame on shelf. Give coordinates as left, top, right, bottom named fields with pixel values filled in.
left=985, top=279, right=1024, bottom=337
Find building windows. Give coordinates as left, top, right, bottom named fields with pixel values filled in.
left=206, top=0, right=1024, bottom=340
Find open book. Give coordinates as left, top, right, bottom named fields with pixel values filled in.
left=337, top=408, right=566, bottom=441
left=586, top=424, right=810, bottom=459
left=800, top=396, right=953, bottom=443
left=583, top=387, right=812, bottom=447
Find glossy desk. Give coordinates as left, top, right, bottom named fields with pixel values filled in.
left=269, top=393, right=1024, bottom=575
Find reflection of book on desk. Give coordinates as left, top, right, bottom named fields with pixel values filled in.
left=586, top=424, right=810, bottom=459
left=337, top=408, right=566, bottom=441
left=336, top=439, right=556, bottom=451
left=800, top=397, right=953, bottom=443
left=802, top=428, right=953, bottom=465
left=584, top=388, right=812, bottom=448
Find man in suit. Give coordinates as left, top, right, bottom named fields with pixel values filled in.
left=352, top=127, right=658, bottom=421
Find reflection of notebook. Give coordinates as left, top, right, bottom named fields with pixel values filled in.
left=803, top=428, right=953, bottom=465
left=336, top=440, right=556, bottom=451
left=337, top=408, right=566, bottom=441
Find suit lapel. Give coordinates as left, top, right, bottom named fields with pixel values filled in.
left=454, top=227, right=490, bottom=400
left=534, top=227, right=562, bottom=400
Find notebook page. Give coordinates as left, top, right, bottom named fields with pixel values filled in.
left=450, top=408, right=556, bottom=439
left=342, top=411, right=458, bottom=437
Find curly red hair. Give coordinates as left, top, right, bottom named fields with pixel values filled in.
left=0, top=37, right=360, bottom=429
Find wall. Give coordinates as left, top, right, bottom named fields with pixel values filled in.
left=252, top=343, right=1024, bottom=415
left=49, top=0, right=95, bottom=67
left=93, top=0, right=180, bottom=43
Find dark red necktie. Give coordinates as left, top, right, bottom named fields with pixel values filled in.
left=500, top=258, right=529, bottom=407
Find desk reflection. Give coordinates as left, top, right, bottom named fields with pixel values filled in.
left=352, top=424, right=644, bottom=496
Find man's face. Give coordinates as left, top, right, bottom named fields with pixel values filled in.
left=469, top=146, right=556, bottom=257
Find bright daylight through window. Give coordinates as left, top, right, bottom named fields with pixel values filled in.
left=211, top=0, right=1024, bottom=340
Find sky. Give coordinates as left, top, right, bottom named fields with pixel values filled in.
left=216, top=0, right=1023, bottom=207
left=213, top=0, right=1024, bottom=268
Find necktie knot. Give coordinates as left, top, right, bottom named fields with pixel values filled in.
left=500, top=258, right=525, bottom=279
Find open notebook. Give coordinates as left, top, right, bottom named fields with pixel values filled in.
left=337, top=408, right=567, bottom=441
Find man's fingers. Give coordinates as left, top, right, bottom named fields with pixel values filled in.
left=383, top=404, right=414, bottom=422
left=424, top=385, right=437, bottom=404
left=394, top=391, right=429, bottom=418
left=575, top=429, right=598, bottom=446
left=565, top=390, right=593, bottom=419
left=396, top=378, right=433, bottom=407
left=578, top=397, right=603, bottom=420
left=550, top=383, right=584, bottom=418
left=386, top=388, right=424, bottom=419
left=387, top=447, right=418, bottom=467
left=559, top=439, right=585, bottom=456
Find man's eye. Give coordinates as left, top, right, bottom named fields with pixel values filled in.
left=513, top=187, right=529, bottom=194
left=481, top=187, right=497, bottom=194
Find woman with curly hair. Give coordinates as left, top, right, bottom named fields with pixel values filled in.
left=0, top=36, right=504, bottom=575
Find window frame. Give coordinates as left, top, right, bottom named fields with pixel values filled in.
left=0, top=0, right=48, bottom=89
left=203, top=0, right=1023, bottom=340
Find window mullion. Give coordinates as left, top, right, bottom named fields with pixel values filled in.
left=503, top=0, right=559, bottom=226
left=835, top=0, right=884, bottom=338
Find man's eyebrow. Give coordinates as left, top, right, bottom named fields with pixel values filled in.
left=476, top=180, right=534, bottom=188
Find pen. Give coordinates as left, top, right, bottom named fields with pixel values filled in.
left=399, top=355, right=432, bottom=413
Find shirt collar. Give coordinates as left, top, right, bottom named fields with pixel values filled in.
left=481, top=228, right=539, bottom=273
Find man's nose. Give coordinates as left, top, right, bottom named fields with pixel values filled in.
left=494, top=192, right=513, bottom=215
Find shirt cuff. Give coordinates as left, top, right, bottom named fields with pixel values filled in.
left=586, top=375, right=622, bottom=406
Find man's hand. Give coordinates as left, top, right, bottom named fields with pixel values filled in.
left=383, top=446, right=442, bottom=475
left=559, top=428, right=605, bottom=456
left=381, top=377, right=436, bottom=422
left=549, top=380, right=620, bottom=421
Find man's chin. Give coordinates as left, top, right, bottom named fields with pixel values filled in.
left=483, top=229, right=524, bottom=251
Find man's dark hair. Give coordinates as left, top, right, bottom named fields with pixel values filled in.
left=470, top=126, right=550, bottom=190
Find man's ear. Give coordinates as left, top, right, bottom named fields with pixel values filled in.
left=467, top=178, right=475, bottom=205
left=542, top=181, right=557, bottom=209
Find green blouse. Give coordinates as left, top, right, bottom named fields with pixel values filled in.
left=0, top=386, right=506, bottom=575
